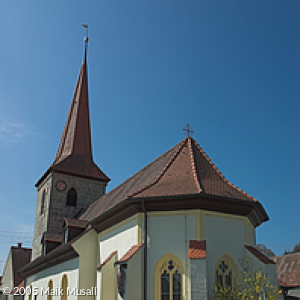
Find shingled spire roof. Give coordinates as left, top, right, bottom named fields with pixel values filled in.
left=81, top=137, right=267, bottom=226
left=36, top=42, right=109, bottom=186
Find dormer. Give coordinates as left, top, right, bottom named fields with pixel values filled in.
left=61, top=218, right=87, bottom=244
left=41, top=232, right=62, bottom=255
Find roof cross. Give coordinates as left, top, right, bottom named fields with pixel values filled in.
left=183, top=123, right=194, bottom=137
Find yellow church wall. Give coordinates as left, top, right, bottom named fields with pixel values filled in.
left=126, top=246, right=143, bottom=300
left=99, top=252, right=117, bottom=300
left=72, top=229, right=98, bottom=300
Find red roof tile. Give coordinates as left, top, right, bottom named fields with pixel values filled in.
left=81, top=137, right=258, bottom=223
left=273, top=253, right=300, bottom=287
left=118, top=244, right=144, bottom=263
left=36, top=57, right=109, bottom=187
left=11, top=280, right=25, bottom=293
left=245, top=245, right=275, bottom=264
left=189, top=240, right=206, bottom=259
left=97, top=251, right=117, bottom=270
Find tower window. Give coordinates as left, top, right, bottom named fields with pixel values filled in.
left=40, top=190, right=46, bottom=215
left=66, top=188, right=77, bottom=206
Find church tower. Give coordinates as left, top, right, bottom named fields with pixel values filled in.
left=32, top=37, right=110, bottom=260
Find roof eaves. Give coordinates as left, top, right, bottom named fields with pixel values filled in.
left=192, top=138, right=257, bottom=202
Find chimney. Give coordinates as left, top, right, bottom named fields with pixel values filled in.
left=18, top=243, right=22, bottom=248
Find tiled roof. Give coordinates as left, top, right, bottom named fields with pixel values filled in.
left=245, top=245, right=275, bottom=264
left=81, top=137, right=257, bottom=222
left=273, top=253, right=300, bottom=287
left=36, top=57, right=109, bottom=186
left=117, top=244, right=144, bottom=263
left=97, top=251, right=117, bottom=270
left=11, top=245, right=32, bottom=287
left=61, top=218, right=87, bottom=230
left=189, top=240, right=206, bottom=259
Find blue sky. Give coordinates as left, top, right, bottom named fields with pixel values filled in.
left=0, top=1, right=299, bottom=272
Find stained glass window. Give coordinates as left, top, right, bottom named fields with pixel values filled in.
left=160, top=259, right=182, bottom=300
left=215, top=260, right=233, bottom=289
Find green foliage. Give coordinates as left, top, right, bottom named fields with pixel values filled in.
left=293, top=242, right=300, bottom=253
left=212, top=256, right=281, bottom=300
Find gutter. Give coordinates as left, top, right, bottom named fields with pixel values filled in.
left=141, top=199, right=147, bottom=300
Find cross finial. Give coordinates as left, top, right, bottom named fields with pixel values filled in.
left=82, top=24, right=89, bottom=64
left=183, top=123, right=194, bottom=137
left=82, top=24, right=88, bottom=43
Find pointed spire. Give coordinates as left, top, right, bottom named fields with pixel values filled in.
left=36, top=33, right=109, bottom=186
left=82, top=24, right=88, bottom=64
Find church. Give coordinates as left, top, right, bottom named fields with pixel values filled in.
left=20, top=36, right=278, bottom=300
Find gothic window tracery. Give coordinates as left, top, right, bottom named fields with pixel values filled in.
left=215, top=259, right=233, bottom=289
left=157, top=258, right=183, bottom=300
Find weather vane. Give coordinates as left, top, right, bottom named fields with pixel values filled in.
left=183, top=123, right=194, bottom=137
left=82, top=24, right=88, bottom=43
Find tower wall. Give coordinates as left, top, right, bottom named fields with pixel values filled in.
left=32, top=172, right=107, bottom=260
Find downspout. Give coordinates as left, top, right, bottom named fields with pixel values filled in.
left=141, top=199, right=147, bottom=300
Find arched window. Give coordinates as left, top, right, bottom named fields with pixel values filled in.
left=47, top=280, right=53, bottom=300
left=66, top=188, right=77, bottom=206
left=61, top=274, right=68, bottom=300
left=215, top=255, right=238, bottom=289
left=40, top=190, right=45, bottom=215
left=28, top=285, right=33, bottom=300
left=154, top=253, right=185, bottom=300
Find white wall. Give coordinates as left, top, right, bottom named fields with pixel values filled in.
left=26, top=258, right=79, bottom=300
left=204, top=214, right=245, bottom=299
left=147, top=212, right=195, bottom=300
left=99, top=219, right=136, bottom=265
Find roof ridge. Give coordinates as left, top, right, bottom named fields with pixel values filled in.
left=192, top=138, right=257, bottom=202
left=91, top=139, right=184, bottom=202
left=129, top=137, right=188, bottom=198
left=188, top=137, right=202, bottom=193
left=53, top=68, right=82, bottom=165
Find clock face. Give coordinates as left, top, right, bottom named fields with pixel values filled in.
left=56, top=180, right=67, bottom=192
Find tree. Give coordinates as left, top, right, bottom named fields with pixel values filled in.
left=256, top=244, right=275, bottom=258
left=293, top=242, right=300, bottom=253
left=211, top=256, right=281, bottom=300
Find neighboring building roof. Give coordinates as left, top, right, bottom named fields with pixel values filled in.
left=81, top=137, right=266, bottom=226
left=11, top=245, right=32, bottom=287
left=189, top=240, right=206, bottom=259
left=245, top=245, right=275, bottom=264
left=117, top=244, right=144, bottom=263
left=273, top=253, right=300, bottom=288
left=97, top=251, right=117, bottom=270
left=36, top=49, right=109, bottom=187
